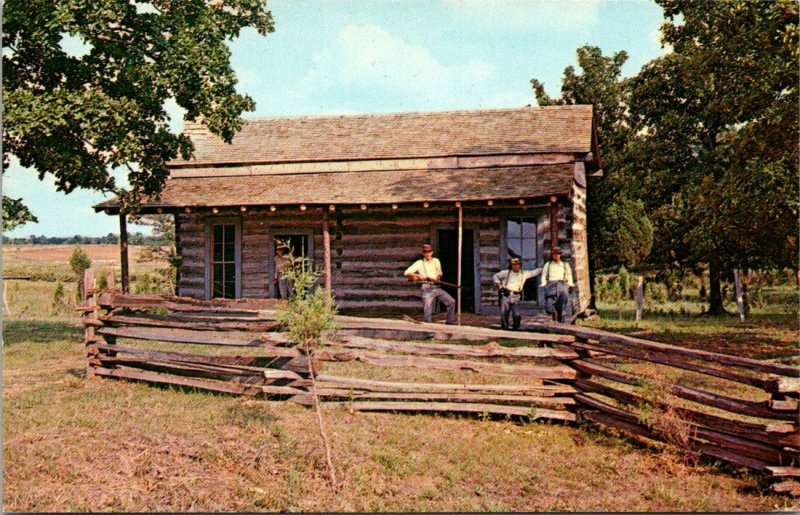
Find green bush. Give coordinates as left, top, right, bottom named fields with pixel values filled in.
left=661, top=269, right=684, bottom=301
left=618, top=266, right=631, bottom=300
left=69, top=247, right=92, bottom=277
left=97, top=270, right=108, bottom=290
left=596, top=275, right=624, bottom=303
left=51, top=281, right=67, bottom=314
left=69, top=247, right=92, bottom=301
left=131, top=269, right=174, bottom=294
left=276, top=256, right=337, bottom=349
left=646, top=282, right=669, bottom=304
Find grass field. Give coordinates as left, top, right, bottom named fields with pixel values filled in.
left=2, top=246, right=798, bottom=511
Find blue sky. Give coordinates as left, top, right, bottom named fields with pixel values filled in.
left=3, top=0, right=667, bottom=238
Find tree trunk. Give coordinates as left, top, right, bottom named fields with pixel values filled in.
left=707, top=262, right=726, bottom=315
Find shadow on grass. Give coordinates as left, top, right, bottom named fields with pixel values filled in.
left=2, top=320, right=82, bottom=346
left=66, top=367, right=86, bottom=379
left=588, top=311, right=798, bottom=360
left=637, top=331, right=797, bottom=360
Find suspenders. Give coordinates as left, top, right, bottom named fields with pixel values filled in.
left=545, top=262, right=568, bottom=283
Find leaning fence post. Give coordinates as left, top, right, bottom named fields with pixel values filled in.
left=101, top=270, right=118, bottom=356
left=82, top=268, right=99, bottom=378
left=635, top=276, right=644, bottom=325
left=733, top=269, right=745, bottom=321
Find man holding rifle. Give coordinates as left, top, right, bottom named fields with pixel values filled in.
left=404, top=243, right=456, bottom=324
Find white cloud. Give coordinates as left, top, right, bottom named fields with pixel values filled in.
left=444, top=0, right=604, bottom=31
left=294, top=24, right=514, bottom=111
left=59, top=33, right=91, bottom=58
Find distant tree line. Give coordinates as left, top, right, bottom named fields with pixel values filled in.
left=3, top=232, right=169, bottom=246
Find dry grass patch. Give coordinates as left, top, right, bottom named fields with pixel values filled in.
left=3, top=319, right=788, bottom=512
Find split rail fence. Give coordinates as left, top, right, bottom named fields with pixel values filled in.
left=79, top=269, right=799, bottom=495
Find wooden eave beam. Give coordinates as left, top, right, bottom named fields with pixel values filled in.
left=94, top=195, right=570, bottom=216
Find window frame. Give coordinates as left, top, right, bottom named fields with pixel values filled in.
left=205, top=217, right=242, bottom=300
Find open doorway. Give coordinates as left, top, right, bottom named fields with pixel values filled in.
left=436, top=228, right=476, bottom=312
left=272, top=234, right=309, bottom=299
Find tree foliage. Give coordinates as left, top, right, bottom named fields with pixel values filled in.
left=628, top=0, right=799, bottom=313
left=599, top=197, right=654, bottom=269
left=533, top=2, right=797, bottom=314
left=2, top=196, right=38, bottom=231
left=3, top=0, right=273, bottom=213
left=532, top=46, right=652, bottom=277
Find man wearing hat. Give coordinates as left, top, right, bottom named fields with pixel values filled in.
left=273, top=244, right=294, bottom=299
left=542, top=247, right=574, bottom=323
left=493, top=258, right=543, bottom=330
left=404, top=244, right=456, bottom=324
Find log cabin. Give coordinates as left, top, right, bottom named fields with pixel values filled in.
left=95, top=106, right=601, bottom=317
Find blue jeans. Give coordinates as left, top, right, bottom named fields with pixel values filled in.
left=421, top=284, right=455, bottom=324
left=500, top=291, right=522, bottom=330
left=545, top=281, right=570, bottom=322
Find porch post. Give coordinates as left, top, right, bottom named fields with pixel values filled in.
left=457, top=203, right=463, bottom=325
left=119, top=212, right=129, bottom=293
left=322, top=209, right=332, bottom=293
left=549, top=195, right=559, bottom=250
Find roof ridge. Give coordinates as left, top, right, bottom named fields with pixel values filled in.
left=183, top=104, right=592, bottom=128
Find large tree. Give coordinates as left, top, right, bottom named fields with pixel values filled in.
left=628, top=0, right=798, bottom=314
left=532, top=46, right=653, bottom=306
left=3, top=0, right=273, bottom=216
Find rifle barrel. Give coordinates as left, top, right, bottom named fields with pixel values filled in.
left=432, top=279, right=462, bottom=289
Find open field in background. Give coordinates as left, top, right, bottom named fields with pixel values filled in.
left=2, top=244, right=168, bottom=283
left=2, top=249, right=798, bottom=511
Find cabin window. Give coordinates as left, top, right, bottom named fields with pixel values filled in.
left=505, top=217, right=538, bottom=301
left=211, top=224, right=237, bottom=298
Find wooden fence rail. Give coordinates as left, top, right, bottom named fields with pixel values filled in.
left=527, top=321, right=800, bottom=496
left=80, top=270, right=578, bottom=423
left=78, top=270, right=799, bottom=496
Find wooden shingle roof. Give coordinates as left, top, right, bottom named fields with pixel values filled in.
left=174, top=105, right=594, bottom=167
left=95, top=164, right=576, bottom=211
left=96, top=106, right=597, bottom=212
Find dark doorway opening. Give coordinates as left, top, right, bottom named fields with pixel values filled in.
left=274, top=234, right=309, bottom=258
left=437, top=228, right=475, bottom=312
left=273, top=234, right=309, bottom=299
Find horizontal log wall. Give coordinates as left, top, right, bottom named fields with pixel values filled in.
left=177, top=203, right=585, bottom=313
left=336, top=205, right=470, bottom=310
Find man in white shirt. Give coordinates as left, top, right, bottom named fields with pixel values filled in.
left=493, top=257, right=542, bottom=330
left=404, top=243, right=456, bottom=324
left=542, top=247, right=574, bottom=323
left=273, top=245, right=293, bottom=299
